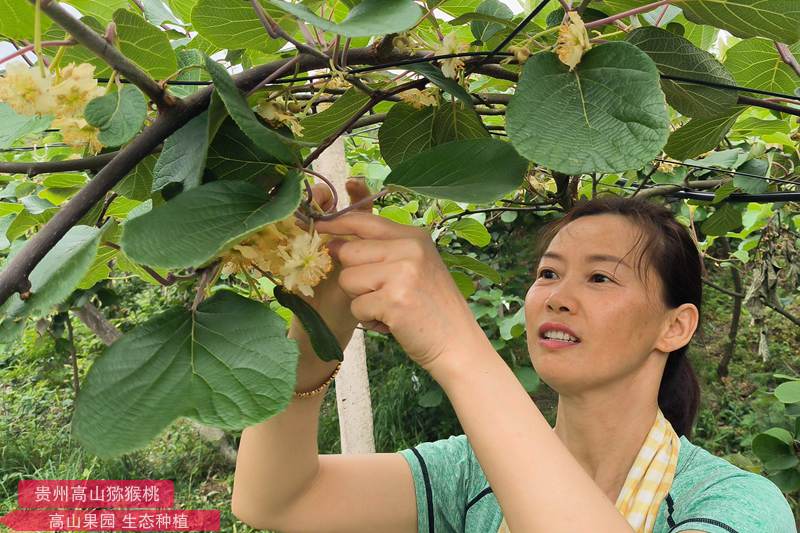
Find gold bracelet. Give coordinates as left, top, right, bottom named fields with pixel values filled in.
left=293, top=361, right=342, bottom=399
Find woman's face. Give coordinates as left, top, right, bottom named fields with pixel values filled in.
left=524, top=214, right=672, bottom=396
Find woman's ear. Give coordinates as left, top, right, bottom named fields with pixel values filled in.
left=655, top=303, right=699, bottom=354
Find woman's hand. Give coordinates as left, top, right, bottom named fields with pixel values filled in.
left=292, top=178, right=373, bottom=335
left=315, top=211, right=487, bottom=372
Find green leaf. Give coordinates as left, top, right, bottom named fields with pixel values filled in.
left=752, top=428, right=799, bottom=471
left=712, top=180, right=737, bottom=203
left=768, top=468, right=800, bottom=493
left=84, top=86, right=148, bottom=147
left=734, top=158, right=770, bottom=194
left=0, top=214, right=15, bottom=250
left=724, top=38, right=800, bottom=97
left=0, top=0, right=51, bottom=39
left=499, top=306, right=525, bottom=340
left=121, top=174, right=303, bottom=269
left=58, top=16, right=112, bottom=78
left=0, top=103, right=51, bottom=149
left=450, top=270, right=476, bottom=298
left=470, top=0, right=513, bottom=43
left=545, top=7, right=609, bottom=27
left=776, top=381, right=800, bottom=404
left=700, top=204, right=743, bottom=236
left=406, top=63, right=473, bottom=108
left=141, top=0, right=181, bottom=25
left=70, top=0, right=128, bottom=22
left=626, top=27, right=738, bottom=119
left=674, top=0, right=800, bottom=43
left=449, top=12, right=515, bottom=28
left=0, top=225, right=101, bottom=344
left=205, top=56, right=301, bottom=165
left=206, top=118, right=285, bottom=189
left=384, top=138, right=528, bottom=203
left=191, top=0, right=287, bottom=51
left=299, top=88, right=371, bottom=144
left=513, top=366, right=540, bottom=393
left=450, top=218, right=491, bottom=247
left=71, top=290, right=299, bottom=458
left=114, top=155, right=157, bottom=201
left=664, top=108, right=746, bottom=160
left=266, top=0, right=422, bottom=37
left=379, top=103, right=489, bottom=168
left=507, top=42, right=670, bottom=175
left=113, top=9, right=179, bottom=80
left=77, top=245, right=118, bottom=290
left=417, top=387, right=444, bottom=407
left=379, top=205, right=414, bottom=225
left=168, top=0, right=197, bottom=21
left=152, top=111, right=209, bottom=193
left=440, top=251, right=500, bottom=283
left=273, top=285, right=343, bottom=363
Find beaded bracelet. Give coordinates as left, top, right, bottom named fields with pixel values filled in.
left=293, top=361, right=342, bottom=399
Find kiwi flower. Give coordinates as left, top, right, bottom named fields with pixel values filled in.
left=556, top=11, right=592, bottom=71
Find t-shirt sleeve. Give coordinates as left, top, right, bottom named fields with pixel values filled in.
left=669, top=471, right=796, bottom=533
left=397, top=434, right=473, bottom=533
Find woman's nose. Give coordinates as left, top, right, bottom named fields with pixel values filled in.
left=544, top=284, right=576, bottom=313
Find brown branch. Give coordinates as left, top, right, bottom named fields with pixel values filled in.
left=0, top=151, right=119, bottom=176
left=72, top=301, right=122, bottom=345
left=635, top=179, right=723, bottom=199
left=738, top=95, right=800, bottom=117
left=775, top=42, right=800, bottom=78
left=32, top=0, right=173, bottom=110
left=251, top=0, right=328, bottom=60
left=702, top=277, right=800, bottom=328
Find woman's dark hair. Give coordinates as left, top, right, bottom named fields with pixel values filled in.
left=533, top=194, right=704, bottom=438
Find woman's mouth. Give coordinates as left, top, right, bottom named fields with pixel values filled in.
left=538, top=330, right=581, bottom=349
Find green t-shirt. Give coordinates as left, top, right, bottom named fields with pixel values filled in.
left=398, top=433, right=796, bottom=533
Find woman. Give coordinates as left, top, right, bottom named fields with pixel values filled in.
left=231, top=183, right=795, bottom=533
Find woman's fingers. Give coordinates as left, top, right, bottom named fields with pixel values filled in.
left=345, top=178, right=373, bottom=212
left=311, top=182, right=333, bottom=212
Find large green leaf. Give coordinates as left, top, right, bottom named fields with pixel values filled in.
left=168, top=0, right=197, bottom=21
left=113, top=9, right=179, bottom=80
left=752, top=428, right=799, bottom=471
left=267, top=0, right=422, bottom=37
left=71, top=290, right=299, bottom=458
left=299, top=89, right=371, bottom=144
left=701, top=203, right=743, bottom=236
left=674, top=0, right=800, bottom=43
left=664, top=107, right=746, bottom=160
left=724, top=38, right=800, bottom=97
left=384, top=138, right=528, bottom=203
left=450, top=218, right=491, bottom=247
left=191, top=0, right=287, bottom=51
left=626, top=27, right=738, bottom=118
left=0, top=0, right=51, bottom=39
left=71, top=0, right=128, bottom=22
left=0, top=225, right=101, bottom=345
left=152, top=111, right=209, bottom=193
left=121, top=173, right=303, bottom=269
left=141, top=0, right=181, bottom=25
left=273, top=285, right=343, bottom=362
left=0, top=103, right=51, bottom=149
left=507, top=42, right=670, bottom=175
left=114, top=154, right=157, bottom=201
left=205, top=56, right=301, bottom=165
left=206, top=117, right=285, bottom=189
left=379, top=103, right=489, bottom=168
left=84, top=86, right=148, bottom=147
left=440, top=251, right=500, bottom=283
left=471, top=0, right=513, bottom=43
left=776, top=381, right=800, bottom=404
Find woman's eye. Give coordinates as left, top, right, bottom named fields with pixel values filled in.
left=537, top=269, right=556, bottom=279
left=591, top=273, right=612, bottom=283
